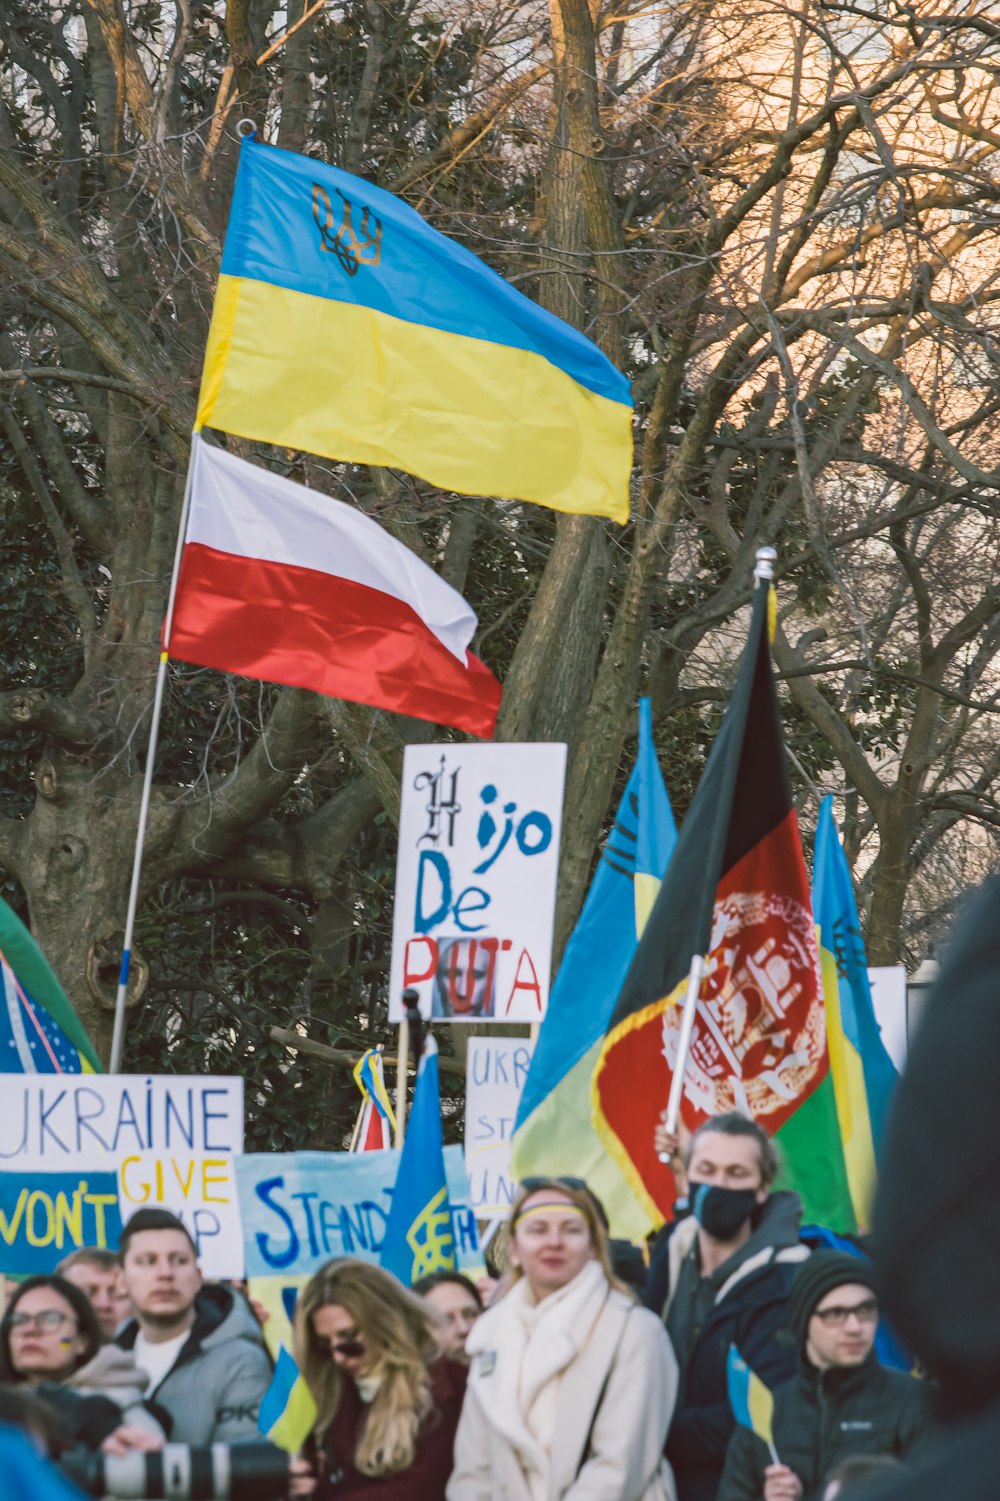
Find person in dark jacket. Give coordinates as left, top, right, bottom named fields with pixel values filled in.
left=293, top=1257, right=467, bottom=1500
left=864, top=874, right=1000, bottom=1501
left=646, top=1112, right=808, bottom=1501
left=717, top=1252, right=934, bottom=1501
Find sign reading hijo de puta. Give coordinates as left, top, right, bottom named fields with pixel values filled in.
left=389, top=743, right=567, bottom=1022
left=0, top=1075, right=244, bottom=1278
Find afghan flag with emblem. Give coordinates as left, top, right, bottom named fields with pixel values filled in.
left=591, top=574, right=855, bottom=1231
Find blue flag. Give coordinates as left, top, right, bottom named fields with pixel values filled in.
left=510, top=699, right=676, bottom=1240
left=813, top=795, right=899, bottom=1226
left=380, top=1036, right=456, bottom=1285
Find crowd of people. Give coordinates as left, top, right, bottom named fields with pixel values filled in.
left=0, top=1111, right=936, bottom=1501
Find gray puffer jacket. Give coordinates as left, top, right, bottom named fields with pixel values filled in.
left=117, top=1283, right=272, bottom=1445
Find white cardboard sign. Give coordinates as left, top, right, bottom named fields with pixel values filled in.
left=464, top=1037, right=535, bottom=1216
left=389, top=743, right=567, bottom=1022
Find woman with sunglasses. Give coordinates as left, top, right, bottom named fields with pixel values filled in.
left=448, top=1176, right=679, bottom=1501
left=0, top=1274, right=165, bottom=1453
left=293, top=1258, right=468, bottom=1499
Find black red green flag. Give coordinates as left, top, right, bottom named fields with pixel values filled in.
left=591, top=573, right=854, bottom=1230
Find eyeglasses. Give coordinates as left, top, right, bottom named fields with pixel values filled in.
left=812, top=1298, right=879, bottom=1328
left=7, top=1310, right=73, bottom=1332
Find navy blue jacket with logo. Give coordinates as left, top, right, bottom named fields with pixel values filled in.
left=716, top=1353, right=936, bottom=1501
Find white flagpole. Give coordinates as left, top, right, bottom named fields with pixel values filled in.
left=664, top=952, right=705, bottom=1136
left=109, top=432, right=201, bottom=1073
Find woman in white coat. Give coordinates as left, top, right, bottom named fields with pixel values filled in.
left=448, top=1176, right=678, bottom=1501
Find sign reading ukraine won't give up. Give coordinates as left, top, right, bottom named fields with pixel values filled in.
left=0, top=1074, right=244, bottom=1278
left=389, top=742, right=567, bottom=1022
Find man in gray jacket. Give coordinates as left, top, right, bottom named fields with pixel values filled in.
left=115, top=1208, right=271, bottom=1445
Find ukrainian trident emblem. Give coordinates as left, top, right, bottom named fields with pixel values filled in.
left=311, top=183, right=383, bottom=277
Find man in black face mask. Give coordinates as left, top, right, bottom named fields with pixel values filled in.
left=644, top=1112, right=808, bottom=1501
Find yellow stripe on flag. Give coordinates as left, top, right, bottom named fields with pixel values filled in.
left=197, top=276, right=632, bottom=522
left=820, top=942, right=877, bottom=1227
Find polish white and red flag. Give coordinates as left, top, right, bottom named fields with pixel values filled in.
left=167, top=438, right=501, bottom=737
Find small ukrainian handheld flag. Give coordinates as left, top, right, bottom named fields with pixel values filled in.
left=259, top=1346, right=317, bottom=1454
left=727, top=1345, right=778, bottom=1464
left=197, top=134, right=633, bottom=522
left=380, top=1035, right=456, bottom=1286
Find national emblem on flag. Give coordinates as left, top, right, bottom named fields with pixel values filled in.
left=380, top=1035, right=456, bottom=1285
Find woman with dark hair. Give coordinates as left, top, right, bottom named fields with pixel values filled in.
left=0, top=1275, right=164, bottom=1452
left=292, top=1257, right=467, bottom=1499
left=412, top=1271, right=484, bottom=1364
left=448, top=1176, right=679, bottom=1501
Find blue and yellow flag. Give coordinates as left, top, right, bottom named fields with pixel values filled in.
left=353, top=1047, right=397, bottom=1133
left=510, top=699, right=676, bottom=1241
left=259, top=1346, right=317, bottom=1454
left=0, top=896, right=100, bottom=1072
left=727, top=1344, right=775, bottom=1449
left=813, top=796, right=899, bottom=1228
left=380, top=1036, right=456, bottom=1285
left=196, top=136, right=632, bottom=522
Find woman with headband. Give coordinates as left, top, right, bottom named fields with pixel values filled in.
left=0, top=1273, right=165, bottom=1452
left=293, top=1257, right=468, bottom=1498
left=448, top=1177, right=679, bottom=1501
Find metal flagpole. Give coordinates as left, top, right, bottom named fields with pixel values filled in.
left=108, top=431, right=202, bottom=1072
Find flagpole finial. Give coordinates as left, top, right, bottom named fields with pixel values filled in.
left=754, top=546, right=777, bottom=584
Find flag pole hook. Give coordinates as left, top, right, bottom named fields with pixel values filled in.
left=109, top=433, right=201, bottom=1073
left=664, top=952, right=706, bottom=1136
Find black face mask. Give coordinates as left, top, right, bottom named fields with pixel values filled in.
left=690, top=1183, right=760, bottom=1241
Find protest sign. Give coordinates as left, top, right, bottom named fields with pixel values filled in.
left=869, top=964, right=908, bottom=1072
left=389, top=742, right=567, bottom=1021
left=465, top=1037, right=534, bottom=1215
left=0, top=1074, right=244, bottom=1277
left=237, top=1143, right=480, bottom=1279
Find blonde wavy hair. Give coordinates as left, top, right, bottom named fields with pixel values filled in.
left=295, top=1258, right=442, bottom=1477
left=504, top=1177, right=630, bottom=1295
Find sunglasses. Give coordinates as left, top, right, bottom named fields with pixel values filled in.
left=327, top=1337, right=366, bottom=1359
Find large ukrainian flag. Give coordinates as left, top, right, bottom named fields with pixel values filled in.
left=197, top=136, right=633, bottom=522
left=813, top=795, right=899, bottom=1228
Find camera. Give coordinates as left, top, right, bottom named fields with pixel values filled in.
left=61, top=1441, right=292, bottom=1500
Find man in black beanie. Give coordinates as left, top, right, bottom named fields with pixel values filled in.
left=717, top=1251, right=934, bottom=1501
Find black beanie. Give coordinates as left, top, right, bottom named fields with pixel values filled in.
left=789, top=1250, right=877, bottom=1345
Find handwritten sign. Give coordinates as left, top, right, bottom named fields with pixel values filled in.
left=389, top=743, right=566, bottom=1022
left=464, top=1038, right=534, bottom=1216
left=0, top=1075, right=244, bottom=1277
left=236, top=1144, right=480, bottom=1279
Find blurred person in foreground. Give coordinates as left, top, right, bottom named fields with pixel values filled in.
left=293, top=1257, right=467, bottom=1500
left=412, top=1271, right=483, bottom=1364
left=0, top=1274, right=164, bottom=1452
left=821, top=1455, right=904, bottom=1501
left=116, top=1207, right=271, bottom=1445
left=648, top=1113, right=807, bottom=1501
left=448, top=1176, right=679, bottom=1501
left=717, top=1252, right=933, bottom=1501
left=57, top=1248, right=131, bottom=1343
left=869, top=873, right=1000, bottom=1501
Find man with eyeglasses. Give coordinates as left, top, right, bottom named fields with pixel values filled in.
left=717, top=1251, right=935, bottom=1501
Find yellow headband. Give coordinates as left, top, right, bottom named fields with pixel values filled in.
left=514, top=1202, right=587, bottom=1225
